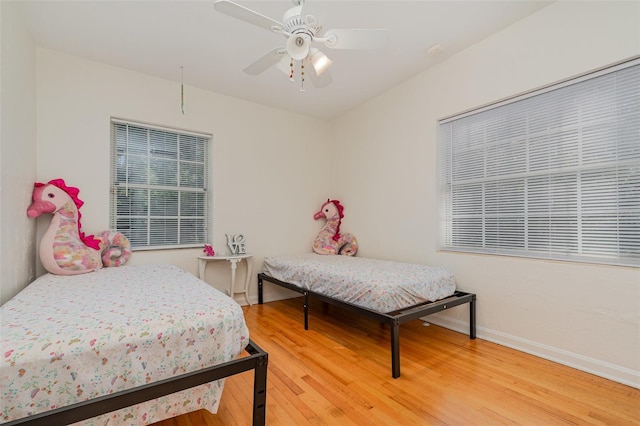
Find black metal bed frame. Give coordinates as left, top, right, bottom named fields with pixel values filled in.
left=258, top=272, right=476, bottom=379
left=4, top=339, right=268, bottom=426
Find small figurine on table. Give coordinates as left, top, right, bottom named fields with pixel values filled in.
left=203, top=244, right=215, bottom=257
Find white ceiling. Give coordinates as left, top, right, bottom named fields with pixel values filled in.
left=18, top=0, right=553, bottom=120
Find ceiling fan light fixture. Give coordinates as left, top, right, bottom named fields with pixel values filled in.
left=286, top=34, right=310, bottom=60
left=310, top=49, right=332, bottom=75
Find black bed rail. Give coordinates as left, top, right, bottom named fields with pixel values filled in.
left=258, top=272, right=476, bottom=379
left=4, top=339, right=268, bottom=426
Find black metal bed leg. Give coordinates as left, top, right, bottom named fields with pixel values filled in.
left=303, top=292, right=309, bottom=330
left=252, top=351, right=268, bottom=426
left=258, top=277, right=263, bottom=305
left=470, top=294, right=477, bottom=339
left=391, top=320, right=400, bottom=379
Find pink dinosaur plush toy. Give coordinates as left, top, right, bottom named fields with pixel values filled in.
left=313, top=198, right=358, bottom=256
left=26, top=178, right=131, bottom=275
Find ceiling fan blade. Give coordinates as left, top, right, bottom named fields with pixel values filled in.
left=307, top=64, right=332, bottom=88
left=214, top=0, right=284, bottom=32
left=243, top=48, right=285, bottom=75
left=323, top=29, right=389, bottom=50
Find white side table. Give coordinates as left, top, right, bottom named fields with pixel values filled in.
left=198, top=254, right=253, bottom=305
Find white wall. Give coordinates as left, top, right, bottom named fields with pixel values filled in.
left=0, top=1, right=38, bottom=305
left=35, top=48, right=332, bottom=303
left=330, top=1, right=640, bottom=387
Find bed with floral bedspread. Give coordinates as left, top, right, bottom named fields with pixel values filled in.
left=262, top=253, right=457, bottom=312
left=258, top=253, right=475, bottom=378
left=1, top=264, right=264, bottom=425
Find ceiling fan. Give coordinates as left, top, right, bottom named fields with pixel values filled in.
left=213, top=0, right=388, bottom=90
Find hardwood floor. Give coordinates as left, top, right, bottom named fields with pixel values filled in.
left=155, top=297, right=639, bottom=425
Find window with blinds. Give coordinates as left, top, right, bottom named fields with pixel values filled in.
left=110, top=119, right=211, bottom=250
left=438, top=58, right=639, bottom=267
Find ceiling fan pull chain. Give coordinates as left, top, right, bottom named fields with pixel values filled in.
left=300, top=62, right=305, bottom=92
left=289, top=58, right=295, bottom=81
left=180, top=66, right=185, bottom=114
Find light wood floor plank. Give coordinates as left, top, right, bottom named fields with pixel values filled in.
left=154, top=298, right=640, bottom=425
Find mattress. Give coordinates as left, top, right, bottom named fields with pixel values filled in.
left=262, top=253, right=456, bottom=313
left=1, top=264, right=249, bottom=425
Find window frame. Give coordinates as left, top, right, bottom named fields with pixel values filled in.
left=109, top=118, right=212, bottom=251
left=437, top=57, right=640, bottom=267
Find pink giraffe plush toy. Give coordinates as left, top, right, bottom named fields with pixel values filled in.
left=26, top=178, right=131, bottom=275
left=312, top=199, right=358, bottom=256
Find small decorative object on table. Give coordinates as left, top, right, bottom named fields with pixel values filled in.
left=203, top=244, right=215, bottom=257
left=226, top=233, right=246, bottom=255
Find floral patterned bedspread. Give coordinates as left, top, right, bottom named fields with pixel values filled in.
left=262, top=253, right=456, bottom=313
left=1, top=264, right=249, bottom=425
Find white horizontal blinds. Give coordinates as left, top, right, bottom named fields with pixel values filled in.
left=110, top=120, right=210, bottom=249
left=439, top=60, right=640, bottom=266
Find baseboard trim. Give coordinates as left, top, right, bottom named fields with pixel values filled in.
left=424, top=315, right=640, bottom=389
